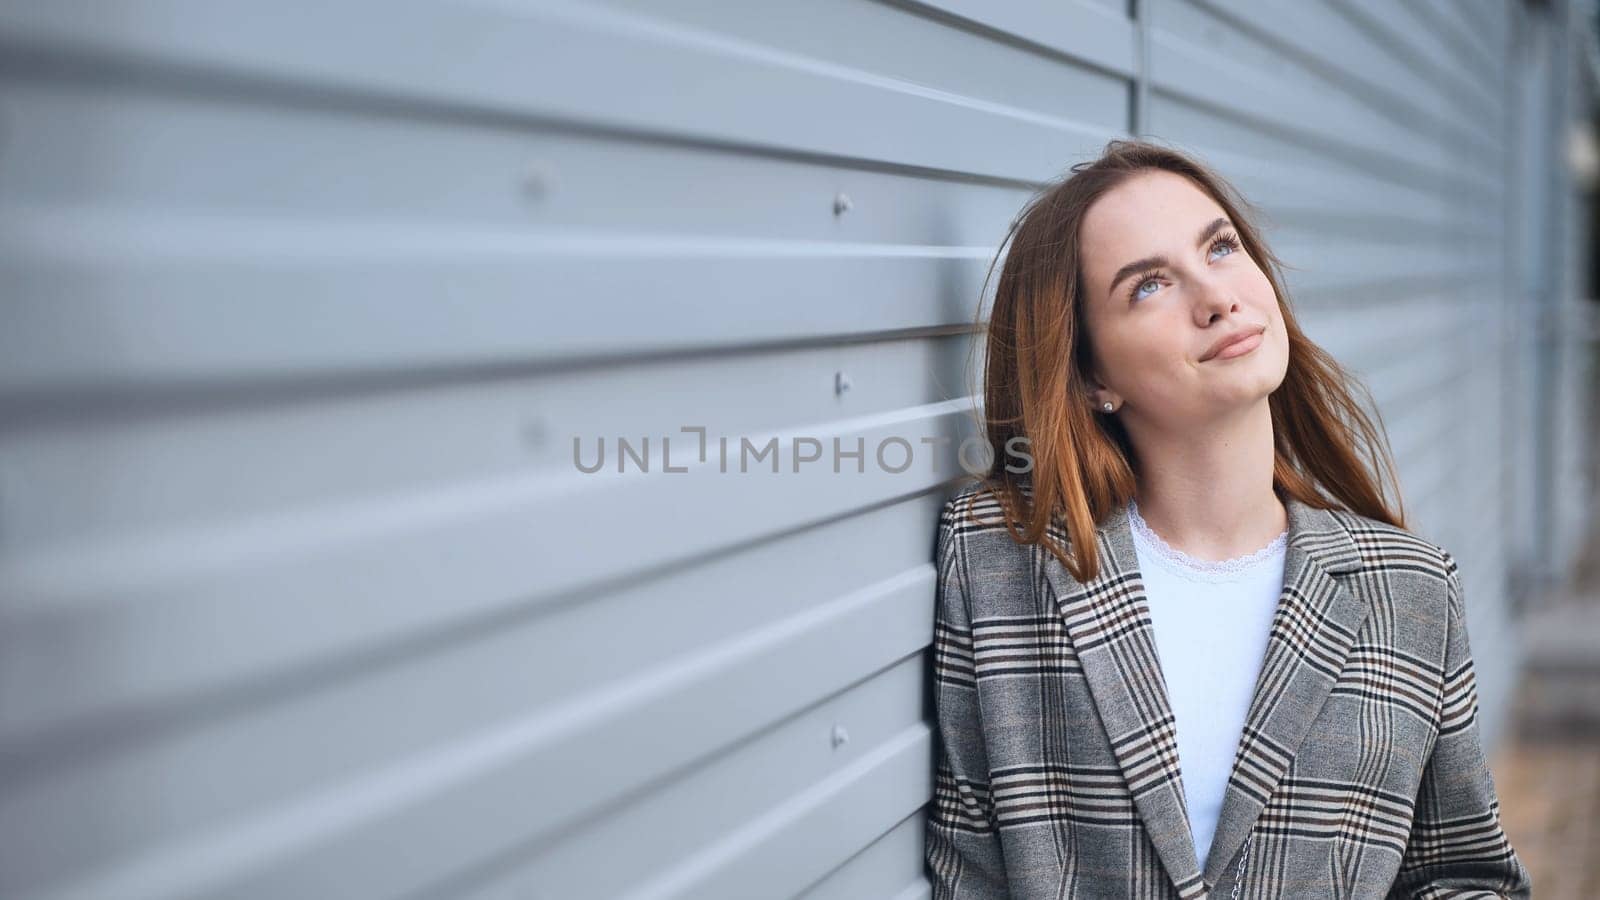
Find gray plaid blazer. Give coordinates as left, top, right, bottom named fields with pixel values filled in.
left=925, top=482, right=1533, bottom=899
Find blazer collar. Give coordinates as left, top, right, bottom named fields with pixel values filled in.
left=1044, top=493, right=1366, bottom=898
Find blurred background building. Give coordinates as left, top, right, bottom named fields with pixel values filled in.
left=0, top=1, right=1596, bottom=898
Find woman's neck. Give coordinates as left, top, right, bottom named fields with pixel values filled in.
left=1121, top=401, right=1285, bottom=562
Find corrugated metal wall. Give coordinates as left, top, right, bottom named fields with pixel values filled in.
left=0, top=2, right=1589, bottom=898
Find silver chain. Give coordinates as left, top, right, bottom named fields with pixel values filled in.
left=1228, top=831, right=1256, bottom=899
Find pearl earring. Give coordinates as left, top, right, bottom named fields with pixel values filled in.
left=1102, top=401, right=1114, bottom=412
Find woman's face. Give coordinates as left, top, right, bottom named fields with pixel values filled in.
left=1078, top=170, right=1289, bottom=427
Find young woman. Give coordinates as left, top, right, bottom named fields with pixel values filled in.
left=925, top=140, right=1533, bottom=899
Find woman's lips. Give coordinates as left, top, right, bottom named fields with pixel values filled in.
left=1207, top=330, right=1263, bottom=361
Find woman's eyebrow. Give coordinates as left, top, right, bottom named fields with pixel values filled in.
left=1105, top=217, right=1232, bottom=300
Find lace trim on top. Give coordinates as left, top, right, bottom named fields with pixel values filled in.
left=1128, top=498, right=1287, bottom=582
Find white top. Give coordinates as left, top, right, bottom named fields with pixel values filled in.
left=1127, top=498, right=1288, bottom=868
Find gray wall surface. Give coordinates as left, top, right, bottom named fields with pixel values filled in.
left=0, top=1, right=1592, bottom=898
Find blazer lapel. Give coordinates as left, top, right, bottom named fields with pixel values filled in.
left=1047, top=497, right=1203, bottom=897
left=1044, top=494, right=1367, bottom=898
left=1199, top=497, right=1365, bottom=888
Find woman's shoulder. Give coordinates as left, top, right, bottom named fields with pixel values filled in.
left=1322, top=504, right=1455, bottom=574
left=937, top=479, right=1041, bottom=548
left=934, top=480, right=1054, bottom=621
left=1321, top=504, right=1460, bottom=619
left=939, top=479, right=1010, bottom=530
left=936, top=479, right=1039, bottom=566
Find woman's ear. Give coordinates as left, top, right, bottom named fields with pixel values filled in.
left=1082, top=369, right=1115, bottom=407
left=1085, top=383, right=1120, bottom=413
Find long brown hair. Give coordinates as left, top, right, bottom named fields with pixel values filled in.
left=956, top=137, right=1406, bottom=582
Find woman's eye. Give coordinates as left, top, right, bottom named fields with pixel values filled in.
left=1129, top=235, right=1239, bottom=303
left=1210, top=233, right=1241, bottom=261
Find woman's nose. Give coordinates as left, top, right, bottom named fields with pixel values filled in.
left=1194, top=276, right=1239, bottom=323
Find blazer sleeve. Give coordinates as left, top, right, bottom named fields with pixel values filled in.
left=1386, top=552, right=1534, bottom=899
left=925, top=499, right=1012, bottom=899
